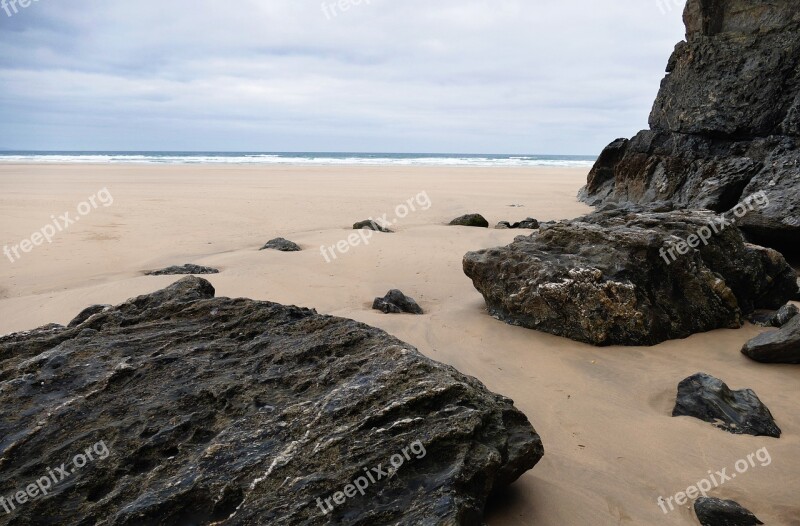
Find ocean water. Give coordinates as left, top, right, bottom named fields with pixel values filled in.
left=0, top=151, right=596, bottom=167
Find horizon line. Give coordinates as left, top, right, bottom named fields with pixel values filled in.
left=0, top=150, right=597, bottom=157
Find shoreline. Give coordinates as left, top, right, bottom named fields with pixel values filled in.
left=0, top=162, right=597, bottom=170
left=0, top=162, right=595, bottom=167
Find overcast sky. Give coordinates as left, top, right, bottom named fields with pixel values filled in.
left=0, top=0, right=686, bottom=155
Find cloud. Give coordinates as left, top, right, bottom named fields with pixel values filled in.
left=0, top=0, right=686, bottom=153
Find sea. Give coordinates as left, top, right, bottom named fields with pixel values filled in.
left=0, top=151, right=596, bottom=168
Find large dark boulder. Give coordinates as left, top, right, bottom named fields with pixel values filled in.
left=0, top=277, right=543, bottom=525
left=580, top=0, right=800, bottom=256
left=694, top=497, right=763, bottom=526
left=742, top=314, right=800, bottom=364
left=672, top=373, right=781, bottom=438
left=463, top=206, right=796, bottom=346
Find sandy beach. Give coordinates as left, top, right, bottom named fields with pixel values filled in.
left=0, top=164, right=797, bottom=526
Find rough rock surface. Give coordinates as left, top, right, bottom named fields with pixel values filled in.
left=747, top=303, right=799, bottom=328
left=67, top=304, right=111, bottom=327
left=795, top=277, right=800, bottom=301
left=742, top=314, right=800, bottom=364
left=449, top=214, right=489, bottom=228
left=496, top=218, right=540, bottom=230
left=580, top=0, right=800, bottom=255
left=0, top=277, right=543, bottom=525
left=372, top=289, right=424, bottom=315
left=694, top=497, right=763, bottom=526
left=145, top=264, right=220, bottom=276
left=672, top=373, right=781, bottom=438
left=353, top=220, right=393, bottom=233
left=260, top=237, right=301, bottom=252
left=463, top=206, right=796, bottom=346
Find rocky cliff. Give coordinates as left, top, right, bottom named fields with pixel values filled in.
left=580, top=0, right=800, bottom=256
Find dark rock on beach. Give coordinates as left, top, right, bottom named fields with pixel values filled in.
left=353, top=219, right=393, bottom=233
left=672, top=373, right=781, bottom=438
left=260, top=237, right=301, bottom=252
left=580, top=0, right=800, bottom=255
left=747, top=303, right=799, bottom=328
left=373, top=289, right=424, bottom=315
left=145, top=264, right=220, bottom=276
left=463, top=206, right=796, bottom=346
left=449, top=214, right=489, bottom=228
left=0, top=277, right=541, bottom=525
left=694, top=497, right=763, bottom=526
left=496, top=218, right=539, bottom=230
left=742, top=314, right=800, bottom=364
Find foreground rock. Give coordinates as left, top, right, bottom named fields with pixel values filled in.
left=145, top=264, right=219, bottom=276
left=449, top=214, right=489, bottom=228
left=672, top=373, right=781, bottom=438
left=463, top=206, right=796, bottom=346
left=580, top=0, right=800, bottom=256
left=260, top=237, right=301, bottom=252
left=0, top=277, right=542, bottom=525
left=353, top=219, right=393, bottom=233
left=373, top=289, right=424, bottom=315
left=496, top=218, right=539, bottom=230
left=694, top=497, right=763, bottom=526
left=742, top=314, right=800, bottom=364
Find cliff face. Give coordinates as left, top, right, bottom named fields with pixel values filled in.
left=655, top=0, right=800, bottom=138
left=581, top=0, right=800, bottom=255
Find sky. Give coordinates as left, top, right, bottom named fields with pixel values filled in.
left=0, top=0, right=687, bottom=155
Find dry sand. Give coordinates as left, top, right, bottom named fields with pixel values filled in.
left=0, top=164, right=797, bottom=525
